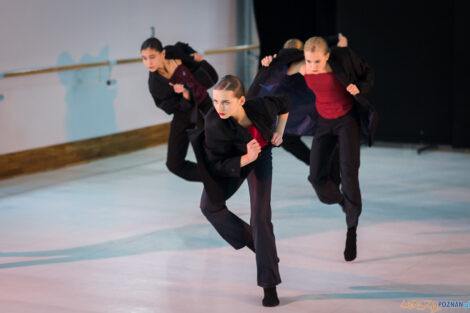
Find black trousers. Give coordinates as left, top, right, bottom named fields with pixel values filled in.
left=282, top=134, right=311, bottom=165
left=283, top=134, right=341, bottom=185
left=200, top=148, right=281, bottom=287
left=166, top=97, right=212, bottom=182
left=308, top=112, right=362, bottom=228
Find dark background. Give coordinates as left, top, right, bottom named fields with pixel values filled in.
left=253, top=0, right=470, bottom=148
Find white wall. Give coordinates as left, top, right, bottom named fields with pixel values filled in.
left=0, top=0, right=238, bottom=154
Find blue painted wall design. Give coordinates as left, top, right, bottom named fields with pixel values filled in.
left=57, top=46, right=118, bottom=142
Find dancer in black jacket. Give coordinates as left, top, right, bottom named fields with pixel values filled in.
left=189, top=75, right=289, bottom=307
left=141, top=37, right=218, bottom=181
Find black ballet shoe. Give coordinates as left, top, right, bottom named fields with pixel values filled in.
left=344, top=227, right=357, bottom=262
left=262, top=287, right=279, bottom=307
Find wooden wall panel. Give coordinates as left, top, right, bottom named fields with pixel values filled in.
left=0, top=123, right=170, bottom=180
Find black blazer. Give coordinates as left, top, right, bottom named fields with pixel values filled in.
left=148, top=42, right=218, bottom=115
left=327, top=47, right=377, bottom=145
left=247, top=48, right=317, bottom=136
left=247, top=48, right=304, bottom=98
left=188, top=96, right=290, bottom=204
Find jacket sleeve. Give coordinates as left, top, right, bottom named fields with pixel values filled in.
left=165, top=42, right=198, bottom=71
left=191, top=60, right=219, bottom=89
left=148, top=75, right=193, bottom=114
left=204, top=114, right=244, bottom=178
left=210, top=156, right=242, bottom=178
left=205, top=138, right=243, bottom=178
left=246, top=66, right=270, bottom=99
left=325, top=34, right=339, bottom=47
left=348, top=48, right=374, bottom=95
left=263, top=95, right=290, bottom=115
left=174, top=41, right=197, bottom=55
left=149, top=85, right=192, bottom=114
left=151, top=93, right=192, bottom=115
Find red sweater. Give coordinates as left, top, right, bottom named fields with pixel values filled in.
left=304, top=73, right=353, bottom=119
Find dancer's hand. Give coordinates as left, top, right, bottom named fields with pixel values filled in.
left=261, top=54, right=277, bottom=67
left=247, top=139, right=261, bottom=160
left=337, top=33, right=348, bottom=47
left=346, top=83, right=360, bottom=95
left=191, top=53, right=204, bottom=62
left=170, top=83, right=185, bottom=93
left=170, top=83, right=191, bottom=100
left=241, top=139, right=261, bottom=166
left=271, top=132, right=283, bottom=146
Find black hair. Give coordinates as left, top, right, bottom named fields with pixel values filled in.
left=140, top=37, right=163, bottom=52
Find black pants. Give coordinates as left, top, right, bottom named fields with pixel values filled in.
left=200, top=148, right=281, bottom=287
left=166, top=111, right=200, bottom=181
left=282, top=134, right=311, bottom=165
left=166, top=97, right=212, bottom=182
left=308, top=112, right=362, bottom=228
left=283, top=134, right=341, bottom=185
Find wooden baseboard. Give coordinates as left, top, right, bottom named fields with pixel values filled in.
left=0, top=123, right=170, bottom=180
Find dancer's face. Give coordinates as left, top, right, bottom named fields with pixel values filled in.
left=212, top=89, right=245, bottom=119
left=141, top=48, right=165, bottom=72
left=304, top=50, right=330, bottom=74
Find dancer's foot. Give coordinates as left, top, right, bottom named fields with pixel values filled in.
left=262, top=287, right=279, bottom=307
left=344, top=226, right=357, bottom=261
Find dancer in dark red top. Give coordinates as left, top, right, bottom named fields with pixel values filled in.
left=300, top=36, right=376, bottom=262
left=141, top=37, right=218, bottom=182
left=248, top=35, right=348, bottom=166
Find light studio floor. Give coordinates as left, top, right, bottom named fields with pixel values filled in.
left=1, top=139, right=470, bottom=313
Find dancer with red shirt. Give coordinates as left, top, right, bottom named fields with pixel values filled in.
left=189, top=75, right=289, bottom=307
left=300, top=37, right=376, bottom=262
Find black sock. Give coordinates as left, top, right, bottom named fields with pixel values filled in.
left=262, top=287, right=279, bottom=307
left=344, top=226, right=357, bottom=261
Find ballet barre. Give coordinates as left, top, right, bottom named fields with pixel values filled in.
left=0, top=58, right=142, bottom=79
left=204, top=44, right=259, bottom=55
left=0, top=45, right=259, bottom=80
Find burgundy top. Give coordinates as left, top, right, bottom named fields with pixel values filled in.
left=304, top=72, right=353, bottom=119
left=247, top=125, right=268, bottom=148
left=170, top=64, right=208, bottom=105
